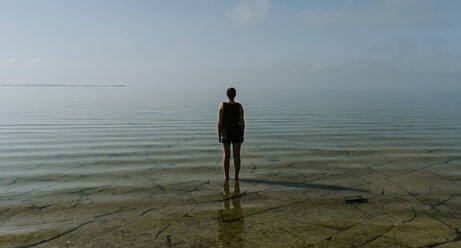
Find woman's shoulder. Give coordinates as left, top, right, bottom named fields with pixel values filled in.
left=222, top=101, right=243, bottom=107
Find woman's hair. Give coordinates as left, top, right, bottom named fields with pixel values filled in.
left=227, top=87, right=236, bottom=100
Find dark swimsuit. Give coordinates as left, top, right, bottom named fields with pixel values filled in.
left=220, top=102, right=243, bottom=144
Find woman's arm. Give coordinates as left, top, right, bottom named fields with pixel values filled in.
left=239, top=104, right=245, bottom=137
left=217, top=103, right=224, bottom=141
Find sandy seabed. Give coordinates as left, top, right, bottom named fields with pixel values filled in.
left=1, top=146, right=461, bottom=248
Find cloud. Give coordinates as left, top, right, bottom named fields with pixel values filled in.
left=230, top=0, right=270, bottom=23
left=299, top=0, right=448, bottom=30
left=7, top=57, right=17, bottom=64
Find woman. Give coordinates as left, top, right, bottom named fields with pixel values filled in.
left=218, top=87, right=245, bottom=180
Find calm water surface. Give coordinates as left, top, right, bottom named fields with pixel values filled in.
left=1, top=87, right=461, bottom=247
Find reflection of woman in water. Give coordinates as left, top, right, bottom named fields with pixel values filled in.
left=217, top=180, right=244, bottom=247
left=218, top=88, right=245, bottom=179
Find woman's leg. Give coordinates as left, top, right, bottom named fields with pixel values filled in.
left=222, top=143, right=231, bottom=179
left=232, top=143, right=241, bottom=179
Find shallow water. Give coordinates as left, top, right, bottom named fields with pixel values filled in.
left=1, top=87, right=461, bottom=247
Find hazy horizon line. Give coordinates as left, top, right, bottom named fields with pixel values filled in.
left=0, top=83, right=127, bottom=87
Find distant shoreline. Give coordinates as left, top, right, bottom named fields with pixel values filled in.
left=0, top=84, right=126, bottom=87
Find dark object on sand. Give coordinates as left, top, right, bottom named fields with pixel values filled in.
left=345, top=195, right=368, bottom=204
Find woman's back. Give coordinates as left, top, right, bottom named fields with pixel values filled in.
left=222, top=102, right=241, bottom=128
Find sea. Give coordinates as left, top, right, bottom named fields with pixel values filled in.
left=1, top=86, right=461, bottom=247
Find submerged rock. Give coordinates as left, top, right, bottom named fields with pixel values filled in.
left=345, top=195, right=369, bottom=204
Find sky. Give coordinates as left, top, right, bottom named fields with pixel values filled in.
left=1, top=0, right=460, bottom=90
